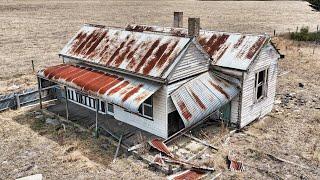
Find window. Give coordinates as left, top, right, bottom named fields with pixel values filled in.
left=100, top=101, right=106, bottom=113
left=138, top=96, right=153, bottom=119
left=107, top=103, right=114, bottom=115
left=67, top=90, right=71, bottom=99
left=254, top=68, right=269, bottom=102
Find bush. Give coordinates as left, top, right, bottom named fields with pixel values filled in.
left=306, top=0, right=320, bottom=11
left=290, top=26, right=320, bottom=41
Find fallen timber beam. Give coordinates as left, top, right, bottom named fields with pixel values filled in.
left=183, top=134, right=218, bottom=150
left=113, top=134, right=123, bottom=163
left=248, top=148, right=320, bottom=175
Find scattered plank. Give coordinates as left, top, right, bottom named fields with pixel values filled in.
left=113, top=134, right=123, bottom=163
left=248, top=148, right=315, bottom=171
left=183, top=133, right=218, bottom=150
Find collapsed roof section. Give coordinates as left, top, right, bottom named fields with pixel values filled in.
left=59, top=24, right=191, bottom=79
left=37, top=64, right=161, bottom=112
left=126, top=24, right=270, bottom=71
left=171, top=72, right=239, bottom=128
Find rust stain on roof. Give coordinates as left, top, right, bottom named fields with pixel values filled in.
left=125, top=24, right=270, bottom=70
left=189, top=89, right=206, bottom=110
left=39, top=64, right=161, bottom=112
left=246, top=36, right=266, bottom=59
left=60, top=24, right=190, bottom=78
left=122, top=84, right=143, bottom=102
left=234, top=35, right=245, bottom=49
left=177, top=96, right=192, bottom=121
left=209, top=80, right=230, bottom=99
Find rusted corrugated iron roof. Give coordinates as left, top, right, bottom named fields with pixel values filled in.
left=126, top=24, right=270, bottom=71
left=171, top=72, right=239, bottom=127
left=37, top=64, right=161, bottom=112
left=60, top=24, right=190, bottom=79
left=149, top=139, right=175, bottom=158
left=167, top=169, right=206, bottom=180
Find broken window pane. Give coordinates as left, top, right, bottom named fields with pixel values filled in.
left=258, top=70, right=265, bottom=84
left=257, top=85, right=263, bottom=100
left=254, top=68, right=269, bottom=102
left=144, top=96, right=152, bottom=105
left=144, top=105, right=153, bottom=118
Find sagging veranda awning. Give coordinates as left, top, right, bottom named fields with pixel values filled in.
left=37, top=64, right=161, bottom=112
left=171, top=72, right=239, bottom=127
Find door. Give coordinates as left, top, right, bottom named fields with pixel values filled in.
left=219, top=102, right=231, bottom=125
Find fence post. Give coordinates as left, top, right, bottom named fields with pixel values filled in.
left=31, top=60, right=35, bottom=72
left=37, top=77, right=43, bottom=109
left=15, top=94, right=20, bottom=109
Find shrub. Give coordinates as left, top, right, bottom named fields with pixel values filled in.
left=290, top=26, right=320, bottom=41
left=306, top=0, right=320, bottom=11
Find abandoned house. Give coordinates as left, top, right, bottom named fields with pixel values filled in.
left=37, top=13, right=281, bottom=139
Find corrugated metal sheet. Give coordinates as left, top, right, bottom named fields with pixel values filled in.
left=37, top=64, right=161, bottom=112
left=149, top=139, right=174, bottom=158
left=167, top=169, right=206, bottom=180
left=126, top=24, right=269, bottom=71
left=198, top=31, right=268, bottom=70
left=60, top=24, right=190, bottom=78
left=171, top=72, right=239, bottom=127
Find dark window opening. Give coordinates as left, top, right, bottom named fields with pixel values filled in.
left=100, top=101, right=105, bottom=113
left=254, top=68, right=269, bottom=102
left=168, top=111, right=185, bottom=136
left=138, top=96, right=153, bottom=119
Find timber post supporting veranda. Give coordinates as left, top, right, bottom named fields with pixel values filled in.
left=64, top=86, right=69, bottom=121
left=37, top=77, right=43, bottom=109
left=95, top=98, right=99, bottom=138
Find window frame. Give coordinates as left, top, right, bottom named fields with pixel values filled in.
left=107, top=103, right=114, bottom=115
left=138, top=96, right=153, bottom=120
left=254, top=68, right=269, bottom=103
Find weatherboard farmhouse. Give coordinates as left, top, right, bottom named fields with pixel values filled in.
left=37, top=14, right=281, bottom=138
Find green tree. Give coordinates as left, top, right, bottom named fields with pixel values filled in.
left=306, top=0, right=320, bottom=11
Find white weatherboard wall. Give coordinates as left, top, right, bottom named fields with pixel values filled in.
left=168, top=43, right=209, bottom=83
left=230, top=95, right=240, bottom=124
left=114, top=87, right=168, bottom=138
left=240, top=44, right=279, bottom=127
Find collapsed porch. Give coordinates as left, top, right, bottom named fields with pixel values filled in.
left=46, top=100, right=158, bottom=147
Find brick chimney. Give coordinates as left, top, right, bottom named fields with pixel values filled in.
left=188, top=18, right=200, bottom=37
left=173, top=12, right=183, bottom=28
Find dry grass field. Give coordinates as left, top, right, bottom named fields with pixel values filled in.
left=1, top=0, right=320, bottom=179
left=1, top=37, right=320, bottom=179
left=0, top=0, right=320, bottom=94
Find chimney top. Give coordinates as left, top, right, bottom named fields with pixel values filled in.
left=188, top=18, right=200, bottom=37
left=173, top=12, right=183, bottom=28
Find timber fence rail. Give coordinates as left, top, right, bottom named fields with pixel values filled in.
left=0, top=85, right=58, bottom=112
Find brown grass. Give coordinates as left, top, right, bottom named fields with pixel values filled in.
left=1, top=0, right=319, bottom=94
left=0, top=108, right=164, bottom=179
